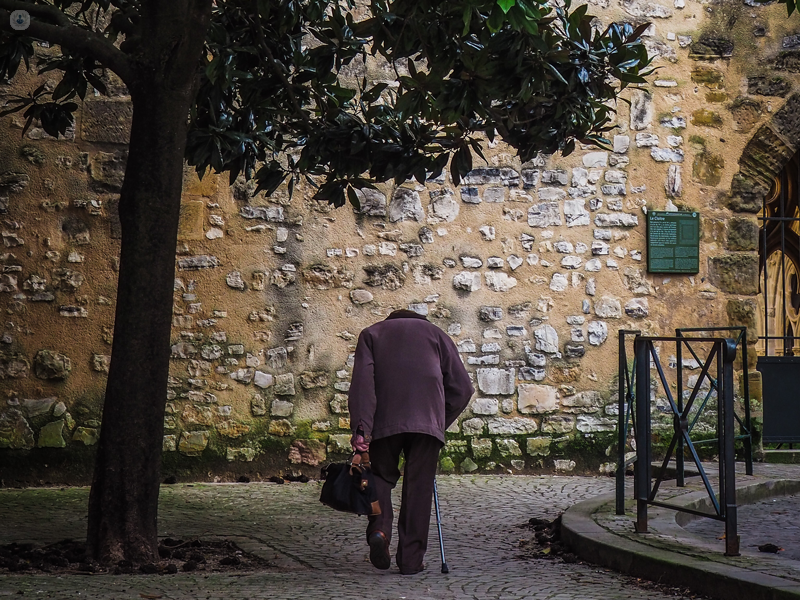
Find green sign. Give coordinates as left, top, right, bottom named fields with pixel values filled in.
left=647, top=210, right=700, bottom=274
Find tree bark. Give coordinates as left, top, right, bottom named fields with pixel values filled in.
left=86, top=1, right=211, bottom=565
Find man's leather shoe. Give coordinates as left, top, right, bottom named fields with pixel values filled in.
left=368, top=531, right=390, bottom=570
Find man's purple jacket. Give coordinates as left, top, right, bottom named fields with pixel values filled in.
left=348, top=310, right=475, bottom=444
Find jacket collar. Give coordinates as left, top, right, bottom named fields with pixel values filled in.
left=385, top=309, right=428, bottom=321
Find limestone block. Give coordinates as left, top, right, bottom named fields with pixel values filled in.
left=471, top=438, right=493, bottom=459
left=496, top=438, right=523, bottom=457
left=244, top=393, right=265, bottom=417
left=519, top=367, right=546, bottom=381
left=288, top=439, right=327, bottom=466
left=588, top=321, right=608, bottom=346
left=624, top=298, right=650, bottom=318
left=457, top=339, right=477, bottom=353
left=88, top=151, right=126, bottom=191
left=565, top=344, right=585, bottom=358
left=577, top=415, right=617, bottom=433
left=363, top=263, right=405, bottom=290
left=526, top=437, right=552, bottom=456
left=594, top=213, right=638, bottom=227
left=522, top=170, right=540, bottom=188
left=230, top=368, right=254, bottom=384
left=270, top=400, right=294, bottom=417
left=92, top=354, right=111, bottom=373
left=562, top=391, right=603, bottom=413
left=22, top=397, right=56, bottom=418
left=665, top=165, right=682, bottom=197
left=727, top=217, right=758, bottom=251
left=614, top=136, right=630, bottom=153
left=461, top=256, right=483, bottom=268
left=327, top=434, right=352, bottom=453
left=487, top=256, right=504, bottom=268
left=534, top=325, right=559, bottom=354
left=629, top=91, right=653, bottom=130
left=0, top=409, right=34, bottom=449
left=582, top=152, right=608, bottom=168
left=389, top=187, right=424, bottom=222
left=37, top=420, right=65, bottom=448
left=274, top=373, right=296, bottom=396
left=419, top=227, right=435, bottom=243
left=561, top=257, right=582, bottom=270
left=216, top=421, right=251, bottom=438
left=179, top=430, right=210, bottom=456
left=253, top=371, right=273, bottom=389
left=485, top=272, right=517, bottom=292
left=461, top=457, right=479, bottom=472
left=635, top=133, right=659, bottom=147
left=268, top=419, right=295, bottom=436
left=299, top=371, right=329, bottom=389
left=518, top=383, right=559, bottom=414
left=541, top=415, right=575, bottom=434
left=528, top=202, right=562, bottom=228
left=554, top=459, right=577, bottom=472
left=484, top=187, right=505, bottom=203
left=0, top=274, right=17, bottom=292
left=463, top=167, right=520, bottom=186
left=162, top=434, right=177, bottom=452
left=651, top=148, right=684, bottom=163
left=545, top=272, right=566, bottom=293
left=594, top=296, right=622, bottom=318
left=33, top=350, right=71, bottom=380
left=708, top=254, right=759, bottom=295
left=177, top=255, right=221, bottom=270
left=226, top=271, right=246, bottom=290
left=472, top=397, right=499, bottom=415
left=477, top=368, right=516, bottom=395
left=564, top=199, right=590, bottom=227
left=461, top=187, right=480, bottom=203
left=462, top=417, right=486, bottom=436
left=453, top=271, right=481, bottom=292
left=355, top=188, right=387, bottom=216
left=240, top=205, right=284, bottom=222
left=487, top=417, right=538, bottom=435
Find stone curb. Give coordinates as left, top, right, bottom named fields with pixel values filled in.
left=562, top=481, right=800, bottom=600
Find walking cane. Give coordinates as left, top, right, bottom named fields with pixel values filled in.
left=433, top=478, right=449, bottom=573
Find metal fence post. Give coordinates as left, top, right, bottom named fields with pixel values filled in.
left=617, top=331, right=627, bottom=515
left=634, top=338, right=651, bottom=534
left=722, top=338, right=740, bottom=556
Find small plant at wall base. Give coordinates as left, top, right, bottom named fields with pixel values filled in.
left=0, top=0, right=652, bottom=566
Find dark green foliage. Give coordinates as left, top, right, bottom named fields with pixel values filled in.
left=0, top=0, right=652, bottom=209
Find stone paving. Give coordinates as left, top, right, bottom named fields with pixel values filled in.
left=0, top=475, right=704, bottom=600
left=685, top=493, right=800, bottom=560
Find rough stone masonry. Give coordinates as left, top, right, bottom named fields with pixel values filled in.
left=0, top=0, right=795, bottom=480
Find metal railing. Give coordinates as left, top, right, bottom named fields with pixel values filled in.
left=617, top=329, right=753, bottom=513
left=675, top=327, right=753, bottom=482
left=632, top=335, right=739, bottom=556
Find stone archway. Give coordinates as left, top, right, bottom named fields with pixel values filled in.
left=725, top=94, right=800, bottom=445
left=720, top=93, right=800, bottom=353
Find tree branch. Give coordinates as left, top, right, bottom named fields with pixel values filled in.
left=0, top=1, right=135, bottom=86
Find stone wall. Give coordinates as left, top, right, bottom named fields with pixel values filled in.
left=1, top=0, right=799, bottom=482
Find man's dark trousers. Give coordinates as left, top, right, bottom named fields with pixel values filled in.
left=367, top=432, right=443, bottom=573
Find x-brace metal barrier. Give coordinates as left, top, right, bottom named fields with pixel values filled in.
left=634, top=336, right=739, bottom=556
left=675, top=327, right=753, bottom=484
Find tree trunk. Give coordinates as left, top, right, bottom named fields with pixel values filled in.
left=86, top=1, right=211, bottom=565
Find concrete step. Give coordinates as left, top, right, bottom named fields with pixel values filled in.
left=764, top=449, right=800, bottom=464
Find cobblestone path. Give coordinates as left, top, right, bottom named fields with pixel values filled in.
left=0, top=475, right=703, bottom=599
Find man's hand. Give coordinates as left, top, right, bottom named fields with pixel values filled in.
left=351, top=433, right=369, bottom=453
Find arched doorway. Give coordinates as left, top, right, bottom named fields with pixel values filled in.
left=757, top=153, right=800, bottom=444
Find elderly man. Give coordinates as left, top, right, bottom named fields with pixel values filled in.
left=348, top=309, right=474, bottom=575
